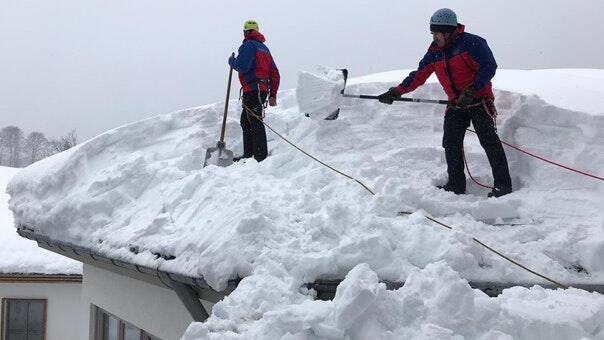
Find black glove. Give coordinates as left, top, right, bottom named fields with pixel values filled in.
left=377, top=87, right=400, bottom=105
left=456, top=86, right=477, bottom=108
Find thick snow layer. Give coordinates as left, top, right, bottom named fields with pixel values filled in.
left=183, top=262, right=604, bottom=339
left=0, top=166, right=81, bottom=274
left=6, top=69, right=604, bottom=338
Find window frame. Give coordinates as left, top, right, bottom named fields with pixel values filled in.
left=93, top=306, right=160, bottom=340
left=1, top=298, right=48, bottom=340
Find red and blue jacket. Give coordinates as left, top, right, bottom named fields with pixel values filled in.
left=395, top=24, right=496, bottom=104
left=229, top=31, right=280, bottom=98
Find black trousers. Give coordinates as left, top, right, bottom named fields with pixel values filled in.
left=442, top=100, right=512, bottom=191
left=240, top=91, right=268, bottom=162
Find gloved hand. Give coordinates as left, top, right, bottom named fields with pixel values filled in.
left=268, top=96, right=277, bottom=107
left=228, top=53, right=235, bottom=67
left=377, top=87, right=400, bottom=105
left=456, top=86, right=477, bottom=108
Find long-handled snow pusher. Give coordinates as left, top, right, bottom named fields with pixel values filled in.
left=339, top=69, right=449, bottom=105
left=298, top=68, right=449, bottom=120
left=204, top=54, right=235, bottom=167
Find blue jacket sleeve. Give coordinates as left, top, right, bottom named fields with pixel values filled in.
left=229, top=42, right=255, bottom=73
left=269, top=59, right=280, bottom=97
left=466, top=36, right=497, bottom=91
left=396, top=51, right=435, bottom=95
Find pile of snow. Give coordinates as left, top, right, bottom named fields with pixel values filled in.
left=184, top=262, right=604, bottom=339
left=6, top=69, right=604, bottom=338
left=0, top=166, right=81, bottom=274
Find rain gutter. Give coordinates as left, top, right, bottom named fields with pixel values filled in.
left=17, top=228, right=239, bottom=322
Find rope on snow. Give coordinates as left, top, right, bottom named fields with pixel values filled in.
left=241, top=103, right=567, bottom=289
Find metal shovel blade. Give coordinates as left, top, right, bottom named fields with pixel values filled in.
left=203, top=144, right=234, bottom=167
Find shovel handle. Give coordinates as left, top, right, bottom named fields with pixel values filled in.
left=219, top=53, right=236, bottom=143
left=343, top=93, right=448, bottom=105
left=339, top=69, right=448, bottom=105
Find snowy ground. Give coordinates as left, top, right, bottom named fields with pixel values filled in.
left=6, top=69, right=604, bottom=339
left=0, top=166, right=81, bottom=274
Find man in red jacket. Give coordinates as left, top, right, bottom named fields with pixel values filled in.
left=229, top=19, right=280, bottom=162
left=377, top=8, right=512, bottom=198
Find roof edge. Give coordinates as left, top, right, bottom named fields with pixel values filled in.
left=0, top=273, right=82, bottom=283
left=16, top=227, right=604, bottom=302
left=16, top=227, right=239, bottom=303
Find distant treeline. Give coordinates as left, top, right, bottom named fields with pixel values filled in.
left=0, top=125, right=77, bottom=168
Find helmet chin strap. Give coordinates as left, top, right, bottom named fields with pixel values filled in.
left=442, top=33, right=453, bottom=47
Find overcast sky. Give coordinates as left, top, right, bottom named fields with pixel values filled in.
left=1, top=0, right=603, bottom=140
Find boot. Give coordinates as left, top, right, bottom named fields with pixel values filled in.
left=233, top=155, right=250, bottom=162
left=436, top=183, right=466, bottom=195
left=487, top=186, right=512, bottom=198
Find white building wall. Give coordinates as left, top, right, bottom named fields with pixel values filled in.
left=81, top=264, right=195, bottom=340
left=0, top=281, right=82, bottom=340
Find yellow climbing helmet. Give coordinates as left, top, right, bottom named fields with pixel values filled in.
left=243, top=19, right=259, bottom=31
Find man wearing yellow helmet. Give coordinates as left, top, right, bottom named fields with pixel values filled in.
left=229, top=19, right=280, bottom=162
left=243, top=19, right=259, bottom=31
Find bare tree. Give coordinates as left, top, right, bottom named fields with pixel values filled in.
left=0, top=132, right=5, bottom=165
left=24, top=131, right=50, bottom=165
left=50, top=129, right=78, bottom=153
left=63, top=129, right=77, bottom=149
left=0, top=127, right=79, bottom=166
left=0, top=126, right=24, bottom=167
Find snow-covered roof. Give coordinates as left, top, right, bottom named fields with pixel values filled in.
left=6, top=69, right=604, bottom=338
left=1, top=166, right=81, bottom=275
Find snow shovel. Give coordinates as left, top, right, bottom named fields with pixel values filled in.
left=302, top=68, right=449, bottom=120
left=203, top=54, right=235, bottom=167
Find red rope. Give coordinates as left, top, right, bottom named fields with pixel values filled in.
left=467, top=128, right=604, bottom=182
left=462, top=146, right=494, bottom=189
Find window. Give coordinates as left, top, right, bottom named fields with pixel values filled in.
left=1, top=299, right=47, bottom=340
left=94, top=307, right=160, bottom=340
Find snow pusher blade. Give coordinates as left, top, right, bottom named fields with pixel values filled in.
left=204, top=54, right=235, bottom=168
left=296, top=66, right=346, bottom=120
left=297, top=68, right=449, bottom=120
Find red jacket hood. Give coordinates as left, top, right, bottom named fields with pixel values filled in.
left=243, top=30, right=266, bottom=43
